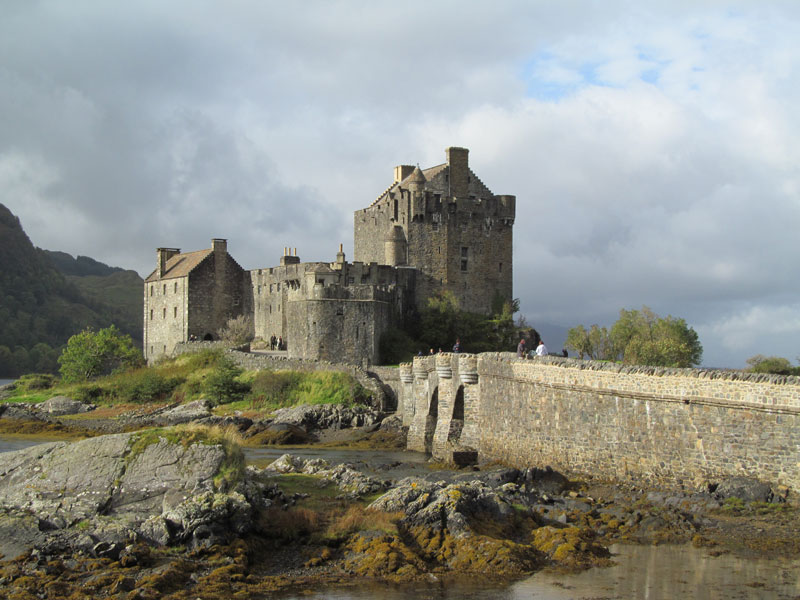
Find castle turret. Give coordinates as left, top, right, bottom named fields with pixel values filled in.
left=384, top=225, right=407, bottom=266
left=407, top=166, right=426, bottom=220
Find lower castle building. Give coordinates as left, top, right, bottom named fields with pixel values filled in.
left=144, top=147, right=515, bottom=365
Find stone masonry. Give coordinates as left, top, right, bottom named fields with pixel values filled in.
left=144, top=147, right=512, bottom=365
left=400, top=353, right=800, bottom=492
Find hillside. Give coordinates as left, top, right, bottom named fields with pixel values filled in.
left=0, top=204, right=143, bottom=376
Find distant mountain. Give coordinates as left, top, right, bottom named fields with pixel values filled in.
left=0, top=203, right=143, bottom=376
left=44, top=250, right=124, bottom=277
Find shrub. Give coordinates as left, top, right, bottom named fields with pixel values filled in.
left=112, top=370, right=184, bottom=403
left=247, top=370, right=368, bottom=409
left=204, top=359, right=250, bottom=405
left=217, top=315, right=254, bottom=346
left=14, top=373, right=57, bottom=392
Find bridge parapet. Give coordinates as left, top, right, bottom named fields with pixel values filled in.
left=399, top=352, right=800, bottom=493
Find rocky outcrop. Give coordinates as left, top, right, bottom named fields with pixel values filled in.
left=268, top=403, right=382, bottom=431
left=263, top=453, right=389, bottom=497
left=36, top=396, right=96, bottom=416
left=0, top=427, right=273, bottom=560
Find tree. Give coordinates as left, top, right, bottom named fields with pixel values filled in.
left=568, top=306, right=703, bottom=368
left=610, top=307, right=702, bottom=367
left=746, top=355, right=796, bottom=375
left=217, top=314, right=254, bottom=345
left=566, top=324, right=613, bottom=360
left=58, top=326, right=143, bottom=383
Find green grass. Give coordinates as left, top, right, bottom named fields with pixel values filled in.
left=4, top=350, right=368, bottom=421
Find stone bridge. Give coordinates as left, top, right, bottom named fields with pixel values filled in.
left=396, top=353, right=800, bottom=492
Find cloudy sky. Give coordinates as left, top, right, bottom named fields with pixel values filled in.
left=1, top=1, right=799, bottom=368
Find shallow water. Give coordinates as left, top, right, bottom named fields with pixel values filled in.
left=280, top=545, right=800, bottom=600
left=1, top=436, right=798, bottom=598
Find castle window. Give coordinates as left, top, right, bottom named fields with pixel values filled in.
left=150, top=309, right=153, bottom=320
left=174, top=306, right=177, bottom=318
left=162, top=308, right=166, bottom=318
left=499, top=262, right=503, bottom=273
left=336, top=307, right=344, bottom=316
left=163, top=284, right=166, bottom=294
left=174, top=282, right=178, bottom=293
left=461, top=247, right=468, bottom=271
left=270, top=284, right=273, bottom=293
left=150, top=286, right=153, bottom=296
left=163, top=345, right=166, bottom=353
left=348, top=277, right=354, bottom=285
left=258, top=285, right=261, bottom=294
left=355, top=326, right=359, bottom=340
left=393, top=198, right=398, bottom=221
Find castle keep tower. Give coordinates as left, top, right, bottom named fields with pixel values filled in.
left=354, top=147, right=515, bottom=314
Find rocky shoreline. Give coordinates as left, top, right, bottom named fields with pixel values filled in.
left=1, top=394, right=798, bottom=598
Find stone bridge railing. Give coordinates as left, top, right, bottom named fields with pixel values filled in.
left=398, top=352, right=800, bottom=492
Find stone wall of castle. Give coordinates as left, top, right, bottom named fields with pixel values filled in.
left=353, top=147, right=515, bottom=315
left=402, top=353, right=800, bottom=491
left=187, top=254, right=251, bottom=346
left=143, top=276, right=189, bottom=361
left=286, top=285, right=394, bottom=365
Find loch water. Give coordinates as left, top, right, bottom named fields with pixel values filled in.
left=0, top=436, right=798, bottom=599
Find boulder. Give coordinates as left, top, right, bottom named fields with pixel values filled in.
left=269, top=403, right=382, bottom=431
left=370, top=478, right=515, bottom=537
left=263, top=453, right=388, bottom=497
left=152, top=400, right=213, bottom=426
left=37, top=396, right=95, bottom=416
left=0, top=427, right=256, bottom=559
left=715, top=476, right=774, bottom=503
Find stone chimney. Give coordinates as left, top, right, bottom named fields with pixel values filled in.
left=394, top=165, right=415, bottom=183
left=280, top=246, right=300, bottom=265
left=157, top=247, right=180, bottom=278
left=211, top=238, right=227, bottom=254
left=446, top=146, right=469, bottom=198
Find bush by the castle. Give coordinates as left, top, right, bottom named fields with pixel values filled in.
left=111, top=369, right=184, bottom=403
left=217, top=315, right=254, bottom=346
left=204, top=358, right=250, bottom=405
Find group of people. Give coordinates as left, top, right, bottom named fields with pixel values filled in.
left=269, top=335, right=286, bottom=351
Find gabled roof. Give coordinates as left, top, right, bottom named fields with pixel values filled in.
left=144, top=249, right=212, bottom=282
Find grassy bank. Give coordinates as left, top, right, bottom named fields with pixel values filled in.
left=2, top=350, right=371, bottom=419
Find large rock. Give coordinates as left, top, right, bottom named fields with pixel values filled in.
left=269, top=403, right=381, bottom=431
left=715, top=476, right=774, bottom=503
left=370, top=478, right=515, bottom=536
left=36, top=396, right=95, bottom=416
left=0, top=427, right=260, bottom=559
left=263, top=453, right=389, bottom=497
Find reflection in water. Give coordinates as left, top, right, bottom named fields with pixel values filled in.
left=280, top=545, right=800, bottom=600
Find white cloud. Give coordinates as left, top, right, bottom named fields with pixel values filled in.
left=1, top=1, right=799, bottom=367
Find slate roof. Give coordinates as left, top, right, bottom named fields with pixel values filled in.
left=144, top=249, right=212, bottom=282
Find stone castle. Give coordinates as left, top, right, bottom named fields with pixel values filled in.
left=143, top=147, right=515, bottom=364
